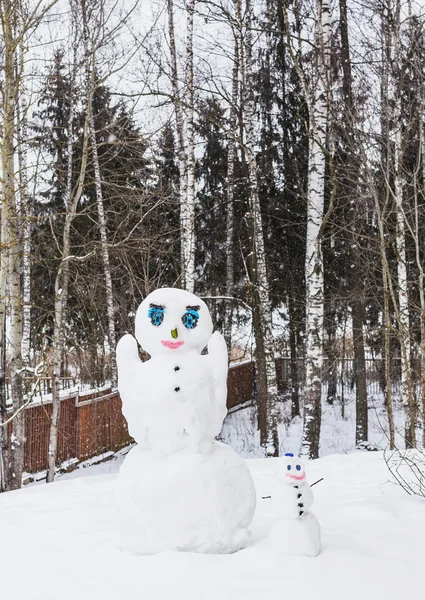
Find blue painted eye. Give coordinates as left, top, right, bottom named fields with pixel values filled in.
left=148, top=307, right=164, bottom=327
left=287, top=464, right=292, bottom=471
left=182, top=310, right=199, bottom=330
left=296, top=465, right=301, bottom=471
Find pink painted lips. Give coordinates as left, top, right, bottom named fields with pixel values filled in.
left=285, top=473, right=305, bottom=481
left=161, top=340, right=184, bottom=350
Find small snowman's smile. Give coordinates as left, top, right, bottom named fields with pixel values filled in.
left=161, top=340, right=185, bottom=350
left=285, top=473, right=305, bottom=481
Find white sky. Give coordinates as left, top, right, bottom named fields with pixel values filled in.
left=6, top=0, right=425, bottom=195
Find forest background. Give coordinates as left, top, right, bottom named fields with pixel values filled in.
left=0, top=0, right=424, bottom=492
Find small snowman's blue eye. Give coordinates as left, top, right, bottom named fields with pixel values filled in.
left=182, top=309, right=199, bottom=330
left=148, top=306, right=164, bottom=327
left=287, top=464, right=292, bottom=471
left=296, top=465, right=301, bottom=471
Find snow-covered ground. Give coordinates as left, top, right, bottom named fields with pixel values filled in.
left=222, top=392, right=412, bottom=457
left=0, top=451, right=423, bottom=600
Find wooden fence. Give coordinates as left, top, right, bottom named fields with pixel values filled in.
left=8, top=389, right=133, bottom=474
left=10, top=356, right=399, bottom=475
left=8, top=360, right=256, bottom=474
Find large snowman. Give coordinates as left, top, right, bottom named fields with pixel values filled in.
left=114, top=287, right=256, bottom=554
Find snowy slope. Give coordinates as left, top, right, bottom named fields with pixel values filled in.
left=221, top=393, right=409, bottom=457
left=1, top=452, right=423, bottom=600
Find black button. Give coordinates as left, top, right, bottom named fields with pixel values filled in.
left=298, top=503, right=304, bottom=508
left=299, top=510, right=304, bottom=516
left=174, top=387, right=180, bottom=392
left=174, top=366, right=180, bottom=371
left=297, top=493, right=302, bottom=499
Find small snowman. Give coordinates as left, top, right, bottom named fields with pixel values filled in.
left=268, top=453, right=322, bottom=557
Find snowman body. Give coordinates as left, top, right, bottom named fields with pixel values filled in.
left=271, top=477, right=313, bottom=520
left=117, top=344, right=226, bottom=455
left=114, top=288, right=256, bottom=554
left=269, top=454, right=322, bottom=557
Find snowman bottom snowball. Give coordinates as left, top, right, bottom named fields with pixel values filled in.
left=113, top=441, right=256, bottom=554
left=268, top=512, right=322, bottom=557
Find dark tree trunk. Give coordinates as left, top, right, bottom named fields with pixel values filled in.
left=353, top=297, right=368, bottom=445
left=339, top=0, right=369, bottom=445
left=326, top=310, right=338, bottom=405
left=252, top=290, right=269, bottom=448
left=288, top=292, right=300, bottom=418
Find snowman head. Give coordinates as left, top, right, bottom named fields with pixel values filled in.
left=276, top=453, right=307, bottom=484
left=134, top=288, right=213, bottom=356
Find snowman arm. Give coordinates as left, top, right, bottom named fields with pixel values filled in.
left=206, top=331, right=229, bottom=382
left=116, top=334, right=144, bottom=379
left=206, top=331, right=229, bottom=426
left=116, top=334, right=149, bottom=437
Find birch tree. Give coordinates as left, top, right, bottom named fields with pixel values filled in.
left=381, top=0, right=415, bottom=447
left=390, top=2, right=414, bottom=447
left=79, top=0, right=118, bottom=389
left=46, top=32, right=88, bottom=483
left=223, top=5, right=241, bottom=348
left=0, top=0, right=26, bottom=490
left=338, top=0, right=368, bottom=446
left=167, top=0, right=196, bottom=292
left=184, top=0, right=196, bottom=293
left=0, top=0, right=10, bottom=487
left=0, top=1, right=13, bottom=491
left=243, top=0, right=279, bottom=455
left=17, top=93, right=31, bottom=370
left=0, top=0, right=58, bottom=490
left=418, top=82, right=425, bottom=446
left=284, top=0, right=332, bottom=459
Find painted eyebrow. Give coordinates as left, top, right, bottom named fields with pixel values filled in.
left=185, top=305, right=200, bottom=311
left=149, top=303, right=165, bottom=309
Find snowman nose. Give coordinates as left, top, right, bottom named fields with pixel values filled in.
left=171, top=328, right=178, bottom=339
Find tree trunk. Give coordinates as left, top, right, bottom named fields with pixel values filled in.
left=418, top=98, right=425, bottom=446
left=394, top=149, right=415, bottom=447
left=224, top=27, right=240, bottom=350
left=326, top=310, right=337, bottom=405
left=373, top=180, right=395, bottom=449
left=341, top=314, right=347, bottom=419
left=81, top=2, right=117, bottom=389
left=374, top=24, right=394, bottom=445
left=1, top=0, right=25, bottom=491
left=384, top=0, right=415, bottom=448
left=0, top=140, right=10, bottom=494
left=352, top=298, right=368, bottom=445
left=167, top=0, right=189, bottom=291
left=17, top=94, right=32, bottom=369
left=301, top=118, right=326, bottom=458
left=244, top=0, right=279, bottom=456
left=300, top=0, right=331, bottom=460
left=47, top=37, right=90, bottom=482
left=87, top=113, right=117, bottom=388
left=339, top=0, right=369, bottom=447
left=0, top=327, right=7, bottom=491
left=183, top=0, right=196, bottom=293
left=288, top=291, right=300, bottom=418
